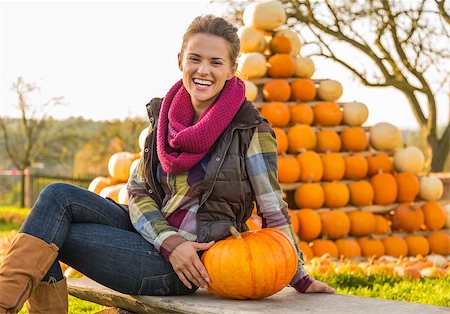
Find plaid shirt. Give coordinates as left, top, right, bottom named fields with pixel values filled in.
left=127, top=122, right=309, bottom=290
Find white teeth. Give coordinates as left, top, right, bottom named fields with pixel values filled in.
left=193, top=79, right=213, bottom=86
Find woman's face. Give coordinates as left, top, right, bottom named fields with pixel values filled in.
left=178, top=33, right=237, bottom=110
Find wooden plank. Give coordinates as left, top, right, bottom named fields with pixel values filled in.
left=68, top=277, right=449, bottom=314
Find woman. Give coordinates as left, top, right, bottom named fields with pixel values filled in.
left=0, top=14, right=333, bottom=314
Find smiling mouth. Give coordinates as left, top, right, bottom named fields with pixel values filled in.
left=193, top=78, right=213, bottom=86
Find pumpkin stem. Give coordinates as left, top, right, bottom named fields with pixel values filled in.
left=229, top=226, right=242, bottom=239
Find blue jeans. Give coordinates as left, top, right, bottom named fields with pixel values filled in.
left=20, top=182, right=197, bottom=296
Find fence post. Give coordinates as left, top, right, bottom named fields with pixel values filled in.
left=24, top=168, right=31, bottom=208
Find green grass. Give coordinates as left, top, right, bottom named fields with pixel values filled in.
left=312, top=272, right=450, bottom=307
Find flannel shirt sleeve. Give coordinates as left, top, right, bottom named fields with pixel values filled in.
left=127, top=126, right=186, bottom=261
left=244, top=121, right=313, bottom=292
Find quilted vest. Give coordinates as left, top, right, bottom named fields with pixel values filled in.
left=142, top=97, right=264, bottom=243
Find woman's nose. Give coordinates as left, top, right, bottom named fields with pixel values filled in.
left=197, top=62, right=210, bottom=75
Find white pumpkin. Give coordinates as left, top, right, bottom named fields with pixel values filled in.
left=138, top=126, right=150, bottom=151
left=342, top=101, right=369, bottom=126
left=425, top=254, right=447, bottom=268
left=419, top=176, right=444, bottom=201
left=244, top=80, right=258, bottom=101
left=238, top=27, right=266, bottom=53
left=317, top=79, right=343, bottom=101
left=129, top=158, right=140, bottom=176
left=118, top=184, right=129, bottom=205
left=237, top=52, right=267, bottom=79
left=294, top=56, right=315, bottom=78
left=108, top=152, right=136, bottom=182
left=275, top=28, right=301, bottom=56
left=393, top=146, right=425, bottom=174
left=444, top=203, right=450, bottom=228
left=369, top=122, right=403, bottom=151
left=243, top=0, right=286, bottom=31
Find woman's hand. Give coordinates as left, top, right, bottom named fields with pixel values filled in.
left=305, top=279, right=336, bottom=293
left=169, top=241, right=214, bottom=289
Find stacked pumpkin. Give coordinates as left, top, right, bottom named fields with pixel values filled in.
left=240, top=0, right=450, bottom=263
left=87, top=128, right=148, bottom=204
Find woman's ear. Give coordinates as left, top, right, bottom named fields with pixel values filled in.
left=227, top=63, right=238, bottom=80
left=178, top=53, right=183, bottom=71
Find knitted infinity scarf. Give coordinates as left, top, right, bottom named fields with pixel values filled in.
left=156, top=76, right=246, bottom=175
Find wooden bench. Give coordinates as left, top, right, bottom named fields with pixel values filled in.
left=68, top=277, right=448, bottom=314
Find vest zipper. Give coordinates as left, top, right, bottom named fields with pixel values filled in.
left=199, top=124, right=256, bottom=208
left=148, top=106, right=163, bottom=206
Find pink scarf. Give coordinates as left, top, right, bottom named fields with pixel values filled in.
left=157, top=76, right=246, bottom=174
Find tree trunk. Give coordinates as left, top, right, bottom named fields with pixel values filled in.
left=428, top=131, right=450, bottom=172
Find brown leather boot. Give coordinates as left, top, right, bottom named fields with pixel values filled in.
left=0, top=233, right=59, bottom=314
left=26, top=277, right=68, bottom=314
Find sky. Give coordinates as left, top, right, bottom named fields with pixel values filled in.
left=0, top=0, right=448, bottom=131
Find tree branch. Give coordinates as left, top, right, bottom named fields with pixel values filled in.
left=435, top=0, right=450, bottom=24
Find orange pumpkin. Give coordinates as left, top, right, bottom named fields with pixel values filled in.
left=201, top=227, right=298, bottom=299
left=313, top=102, right=343, bottom=126
left=290, top=79, right=316, bottom=102
left=382, top=236, right=408, bottom=258
left=297, top=151, right=323, bottom=182
left=358, top=237, right=385, bottom=258
left=320, top=210, right=350, bottom=239
left=88, top=176, right=115, bottom=194
left=348, top=210, right=376, bottom=236
left=405, top=235, right=430, bottom=257
left=273, top=127, right=288, bottom=154
left=344, top=154, right=368, bottom=180
left=335, top=239, right=361, bottom=259
left=269, top=34, right=292, bottom=54
left=262, top=79, right=291, bottom=102
left=296, top=209, right=322, bottom=241
left=395, top=172, right=420, bottom=202
left=294, top=183, right=324, bottom=209
left=370, top=173, right=398, bottom=205
left=267, top=54, right=296, bottom=78
left=322, top=181, right=349, bottom=208
left=373, top=215, right=391, bottom=234
left=287, top=209, right=300, bottom=234
left=260, top=102, right=290, bottom=127
left=366, top=153, right=393, bottom=176
left=392, top=203, right=424, bottom=232
left=289, top=103, right=314, bottom=125
left=340, top=127, right=368, bottom=152
left=246, top=216, right=261, bottom=230
left=99, top=184, right=126, bottom=203
left=298, top=241, right=314, bottom=261
left=278, top=155, right=301, bottom=183
left=421, top=202, right=446, bottom=230
left=311, top=239, right=339, bottom=258
left=316, top=130, right=342, bottom=153
left=427, top=231, right=450, bottom=255
left=348, top=180, right=374, bottom=206
left=321, top=153, right=345, bottom=181
left=287, top=124, right=317, bottom=152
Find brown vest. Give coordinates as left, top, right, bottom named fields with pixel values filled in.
left=142, top=97, right=264, bottom=243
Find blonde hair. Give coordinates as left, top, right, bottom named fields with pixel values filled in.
left=180, top=14, right=240, bottom=66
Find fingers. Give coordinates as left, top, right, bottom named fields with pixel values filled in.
left=174, top=269, right=192, bottom=289
left=193, top=240, right=215, bottom=251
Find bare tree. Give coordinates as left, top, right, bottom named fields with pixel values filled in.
left=225, top=0, right=449, bottom=171
left=0, top=77, right=80, bottom=206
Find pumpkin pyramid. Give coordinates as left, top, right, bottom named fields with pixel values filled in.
left=238, top=0, right=450, bottom=260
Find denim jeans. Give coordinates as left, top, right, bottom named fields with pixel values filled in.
left=20, top=182, right=197, bottom=296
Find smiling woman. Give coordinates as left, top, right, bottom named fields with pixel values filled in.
left=0, top=14, right=334, bottom=312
